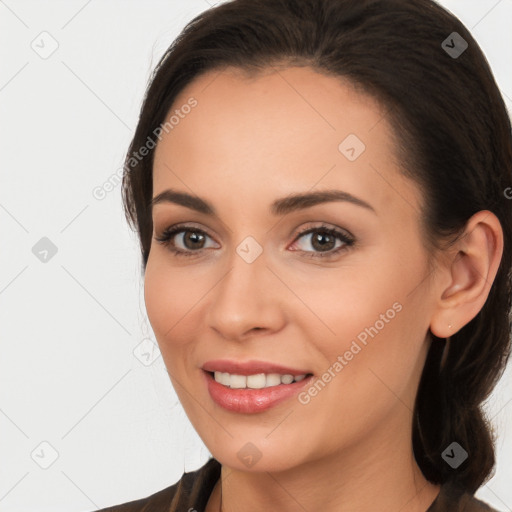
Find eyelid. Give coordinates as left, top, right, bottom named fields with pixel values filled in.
left=155, top=221, right=355, bottom=259
left=155, top=221, right=216, bottom=240
left=155, top=220, right=352, bottom=240
left=290, top=221, right=354, bottom=242
left=288, top=223, right=355, bottom=256
left=154, top=222, right=219, bottom=248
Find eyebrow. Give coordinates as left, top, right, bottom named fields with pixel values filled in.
left=150, top=188, right=376, bottom=216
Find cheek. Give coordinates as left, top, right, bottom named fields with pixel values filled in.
left=143, top=257, right=197, bottom=350
left=301, top=303, right=423, bottom=443
left=312, top=245, right=429, bottom=379
left=306, top=258, right=403, bottom=343
left=144, top=262, right=205, bottom=411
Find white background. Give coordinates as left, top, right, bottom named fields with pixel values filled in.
left=1, top=1, right=511, bottom=510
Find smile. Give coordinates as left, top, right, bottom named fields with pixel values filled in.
left=203, top=370, right=314, bottom=414
left=213, top=371, right=308, bottom=388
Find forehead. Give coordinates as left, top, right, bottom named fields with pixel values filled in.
left=152, top=66, right=421, bottom=218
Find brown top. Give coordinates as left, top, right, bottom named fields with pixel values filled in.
left=94, top=457, right=501, bottom=512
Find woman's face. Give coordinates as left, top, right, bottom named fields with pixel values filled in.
left=145, top=66, right=439, bottom=473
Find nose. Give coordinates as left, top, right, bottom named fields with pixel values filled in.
left=205, top=247, right=287, bottom=342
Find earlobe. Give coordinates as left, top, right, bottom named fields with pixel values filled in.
left=429, top=210, right=504, bottom=339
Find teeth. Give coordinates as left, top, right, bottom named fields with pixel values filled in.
left=230, top=374, right=246, bottom=389
left=281, top=374, right=294, bottom=384
left=213, top=371, right=308, bottom=389
left=265, top=373, right=281, bottom=387
left=247, top=373, right=266, bottom=388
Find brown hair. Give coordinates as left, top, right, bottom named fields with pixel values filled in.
left=121, top=0, right=512, bottom=494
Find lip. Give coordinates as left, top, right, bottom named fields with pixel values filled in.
left=202, top=371, right=314, bottom=414
left=201, top=360, right=314, bottom=414
left=201, top=359, right=312, bottom=376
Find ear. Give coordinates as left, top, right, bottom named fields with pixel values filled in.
left=429, top=210, right=504, bottom=338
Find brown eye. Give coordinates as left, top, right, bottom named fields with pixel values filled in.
left=180, top=230, right=207, bottom=250
left=154, top=226, right=218, bottom=257
left=290, top=225, right=355, bottom=259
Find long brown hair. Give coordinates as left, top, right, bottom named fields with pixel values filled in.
left=121, top=0, right=512, bottom=494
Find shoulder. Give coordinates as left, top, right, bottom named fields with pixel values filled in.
left=94, top=458, right=221, bottom=512
left=429, top=481, right=503, bottom=512
left=462, top=494, right=503, bottom=512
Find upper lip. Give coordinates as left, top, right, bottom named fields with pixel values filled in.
left=202, top=359, right=313, bottom=376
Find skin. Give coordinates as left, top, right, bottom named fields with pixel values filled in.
left=144, top=65, right=503, bottom=512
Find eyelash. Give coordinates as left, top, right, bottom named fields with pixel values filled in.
left=154, top=223, right=355, bottom=260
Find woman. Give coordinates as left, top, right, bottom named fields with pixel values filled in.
left=97, top=0, right=511, bottom=510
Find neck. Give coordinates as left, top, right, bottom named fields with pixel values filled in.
left=207, top=408, right=441, bottom=512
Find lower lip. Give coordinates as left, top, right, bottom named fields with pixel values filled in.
left=203, top=370, right=314, bottom=414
